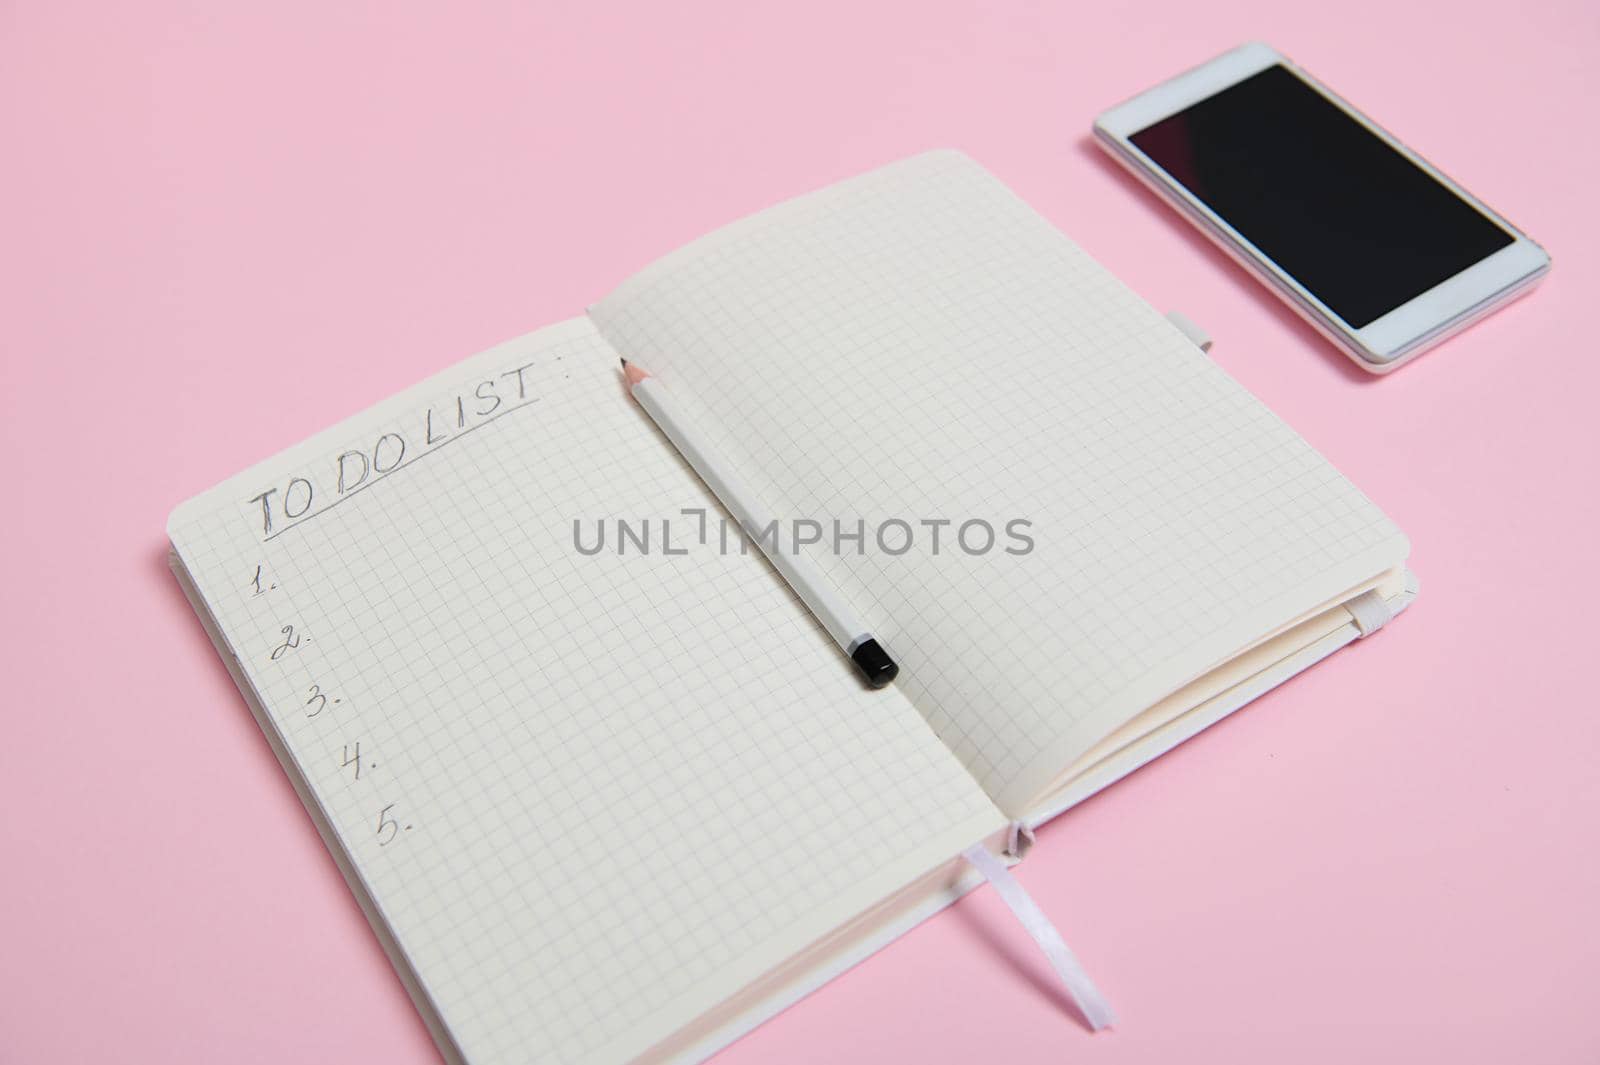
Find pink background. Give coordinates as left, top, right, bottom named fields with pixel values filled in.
left=4, top=1, right=1597, bottom=1062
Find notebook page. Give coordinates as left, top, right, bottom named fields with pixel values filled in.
left=167, top=318, right=1003, bottom=1065
left=590, top=151, right=1410, bottom=816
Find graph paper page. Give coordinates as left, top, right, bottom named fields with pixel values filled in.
left=591, top=151, right=1411, bottom=816
left=167, top=318, right=1004, bottom=1065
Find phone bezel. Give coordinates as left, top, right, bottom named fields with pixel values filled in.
left=1093, top=42, right=1550, bottom=372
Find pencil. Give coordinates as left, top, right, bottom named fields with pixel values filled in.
left=621, top=358, right=899, bottom=689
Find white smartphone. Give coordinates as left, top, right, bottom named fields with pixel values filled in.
left=1094, top=42, right=1549, bottom=373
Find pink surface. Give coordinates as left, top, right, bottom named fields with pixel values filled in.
left=4, top=2, right=1597, bottom=1062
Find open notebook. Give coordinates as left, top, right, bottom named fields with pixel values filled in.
left=169, top=150, right=1414, bottom=1065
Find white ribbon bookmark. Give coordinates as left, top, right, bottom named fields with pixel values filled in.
left=961, top=842, right=1116, bottom=1032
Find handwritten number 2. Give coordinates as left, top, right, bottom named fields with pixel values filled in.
left=270, top=624, right=302, bottom=661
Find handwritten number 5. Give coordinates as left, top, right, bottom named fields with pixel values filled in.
left=377, top=804, right=400, bottom=846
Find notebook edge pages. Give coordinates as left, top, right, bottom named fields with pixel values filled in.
left=1021, top=567, right=1420, bottom=827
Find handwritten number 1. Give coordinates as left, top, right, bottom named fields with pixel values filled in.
left=250, top=564, right=276, bottom=598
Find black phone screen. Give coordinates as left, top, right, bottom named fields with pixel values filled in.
left=1129, top=64, right=1513, bottom=328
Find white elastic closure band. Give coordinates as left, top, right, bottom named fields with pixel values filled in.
left=961, top=842, right=1116, bottom=1032
left=1165, top=310, right=1213, bottom=352
left=1344, top=589, right=1393, bottom=637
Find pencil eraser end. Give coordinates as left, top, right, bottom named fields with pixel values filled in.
left=850, top=639, right=898, bottom=689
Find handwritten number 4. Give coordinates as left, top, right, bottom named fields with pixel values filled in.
left=342, top=742, right=361, bottom=781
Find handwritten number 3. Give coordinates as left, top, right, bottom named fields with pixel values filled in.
left=306, top=684, right=328, bottom=718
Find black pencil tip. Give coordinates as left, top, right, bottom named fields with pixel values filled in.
left=619, top=357, right=628, bottom=367
left=850, top=639, right=898, bottom=689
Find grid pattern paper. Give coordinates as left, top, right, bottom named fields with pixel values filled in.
left=591, top=150, right=1411, bottom=816
left=167, top=318, right=1004, bottom=1065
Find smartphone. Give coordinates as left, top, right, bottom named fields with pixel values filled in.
left=1093, top=42, right=1549, bottom=373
